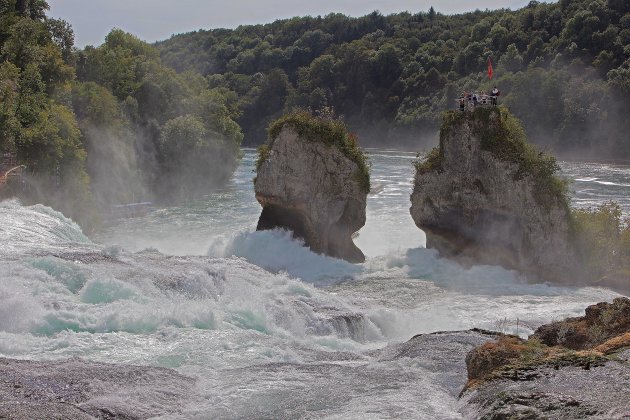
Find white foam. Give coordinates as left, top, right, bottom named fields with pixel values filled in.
left=207, top=229, right=361, bottom=285
left=594, top=180, right=630, bottom=187
left=0, top=199, right=90, bottom=255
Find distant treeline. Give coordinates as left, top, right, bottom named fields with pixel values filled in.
left=0, top=0, right=242, bottom=227
left=158, top=0, right=630, bottom=157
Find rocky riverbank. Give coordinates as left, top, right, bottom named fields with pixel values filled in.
left=0, top=357, right=195, bottom=419
left=461, top=297, right=630, bottom=418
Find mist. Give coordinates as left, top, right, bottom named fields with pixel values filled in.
left=491, top=62, right=630, bottom=163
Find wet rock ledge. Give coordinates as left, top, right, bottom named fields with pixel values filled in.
left=0, top=357, right=194, bottom=419
left=461, top=297, right=630, bottom=418
left=254, top=111, right=370, bottom=263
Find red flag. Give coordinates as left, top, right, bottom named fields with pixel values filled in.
left=487, top=57, right=493, bottom=80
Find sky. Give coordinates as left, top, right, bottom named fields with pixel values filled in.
left=48, top=0, right=539, bottom=47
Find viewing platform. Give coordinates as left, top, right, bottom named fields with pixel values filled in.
left=455, top=93, right=498, bottom=111
left=0, top=153, right=24, bottom=186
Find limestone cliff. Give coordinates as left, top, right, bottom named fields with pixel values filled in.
left=254, top=113, right=369, bottom=263
left=410, top=107, right=579, bottom=282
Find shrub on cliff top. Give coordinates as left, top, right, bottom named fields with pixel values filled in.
left=439, top=107, right=569, bottom=209
left=259, top=109, right=370, bottom=193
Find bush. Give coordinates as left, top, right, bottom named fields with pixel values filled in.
left=413, top=147, right=443, bottom=175
left=440, top=107, right=569, bottom=209
left=571, top=202, right=630, bottom=278
left=261, top=109, right=370, bottom=193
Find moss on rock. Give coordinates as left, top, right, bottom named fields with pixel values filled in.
left=424, top=107, right=569, bottom=210
left=261, top=110, right=370, bottom=193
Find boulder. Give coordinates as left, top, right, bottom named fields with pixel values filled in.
left=530, top=297, right=630, bottom=349
left=410, top=107, right=579, bottom=282
left=461, top=299, right=630, bottom=419
left=254, top=114, right=369, bottom=263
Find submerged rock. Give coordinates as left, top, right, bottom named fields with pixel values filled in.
left=254, top=112, right=369, bottom=263
left=410, top=107, right=578, bottom=282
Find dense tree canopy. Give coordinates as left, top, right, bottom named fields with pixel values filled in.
left=1, top=0, right=629, bottom=227
left=75, top=28, right=243, bottom=202
left=159, top=0, right=630, bottom=157
left=0, top=0, right=90, bottom=222
left=0, top=1, right=243, bottom=226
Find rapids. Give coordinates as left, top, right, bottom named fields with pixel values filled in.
left=1, top=149, right=628, bottom=418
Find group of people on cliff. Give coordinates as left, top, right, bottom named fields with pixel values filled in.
left=457, top=87, right=500, bottom=111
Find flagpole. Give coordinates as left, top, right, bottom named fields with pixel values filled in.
left=488, top=57, right=493, bottom=80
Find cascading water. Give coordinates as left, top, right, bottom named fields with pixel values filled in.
left=1, top=149, right=628, bottom=418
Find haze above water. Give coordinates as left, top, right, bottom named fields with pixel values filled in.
left=1, top=149, right=629, bottom=418
left=96, top=149, right=630, bottom=256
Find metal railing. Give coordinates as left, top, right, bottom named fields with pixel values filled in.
left=455, top=95, right=498, bottom=111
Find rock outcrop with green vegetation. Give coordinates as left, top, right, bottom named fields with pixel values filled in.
left=254, top=111, right=369, bottom=263
left=461, top=298, right=630, bottom=418
left=410, top=107, right=577, bottom=283
left=531, top=297, right=630, bottom=350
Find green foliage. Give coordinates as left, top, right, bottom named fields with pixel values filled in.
left=157, top=114, right=238, bottom=197
left=71, top=82, right=124, bottom=127
left=156, top=0, right=630, bottom=157
left=262, top=109, right=370, bottom=193
left=74, top=28, right=243, bottom=201
left=0, top=3, right=94, bottom=226
left=490, top=109, right=568, bottom=210
left=0, top=2, right=243, bottom=227
left=443, top=107, right=569, bottom=209
left=71, top=81, right=142, bottom=208
left=255, top=143, right=270, bottom=172
left=413, top=147, right=443, bottom=175
left=0, top=61, right=21, bottom=152
left=160, top=115, right=207, bottom=159
left=571, top=202, right=630, bottom=279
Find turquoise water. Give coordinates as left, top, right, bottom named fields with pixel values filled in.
left=1, top=149, right=628, bottom=418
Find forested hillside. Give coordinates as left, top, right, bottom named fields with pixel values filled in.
left=158, top=0, right=630, bottom=158
left=0, top=0, right=242, bottom=226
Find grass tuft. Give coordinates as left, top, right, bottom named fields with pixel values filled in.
left=260, top=109, right=370, bottom=193
left=436, top=107, right=569, bottom=210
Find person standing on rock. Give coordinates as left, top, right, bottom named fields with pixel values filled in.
left=491, top=86, right=500, bottom=106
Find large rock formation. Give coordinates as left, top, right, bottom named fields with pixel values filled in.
left=461, top=298, right=630, bottom=418
left=410, top=107, right=578, bottom=282
left=254, top=113, right=369, bottom=263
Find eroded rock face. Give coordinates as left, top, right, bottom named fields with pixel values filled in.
left=461, top=299, right=630, bottom=419
left=254, top=126, right=367, bottom=263
left=531, top=297, right=630, bottom=350
left=410, top=109, right=578, bottom=282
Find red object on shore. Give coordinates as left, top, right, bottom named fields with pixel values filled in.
left=487, top=57, right=493, bottom=80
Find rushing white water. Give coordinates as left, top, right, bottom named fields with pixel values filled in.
left=1, top=149, right=628, bottom=418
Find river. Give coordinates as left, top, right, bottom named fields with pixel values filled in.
left=0, top=149, right=628, bottom=418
